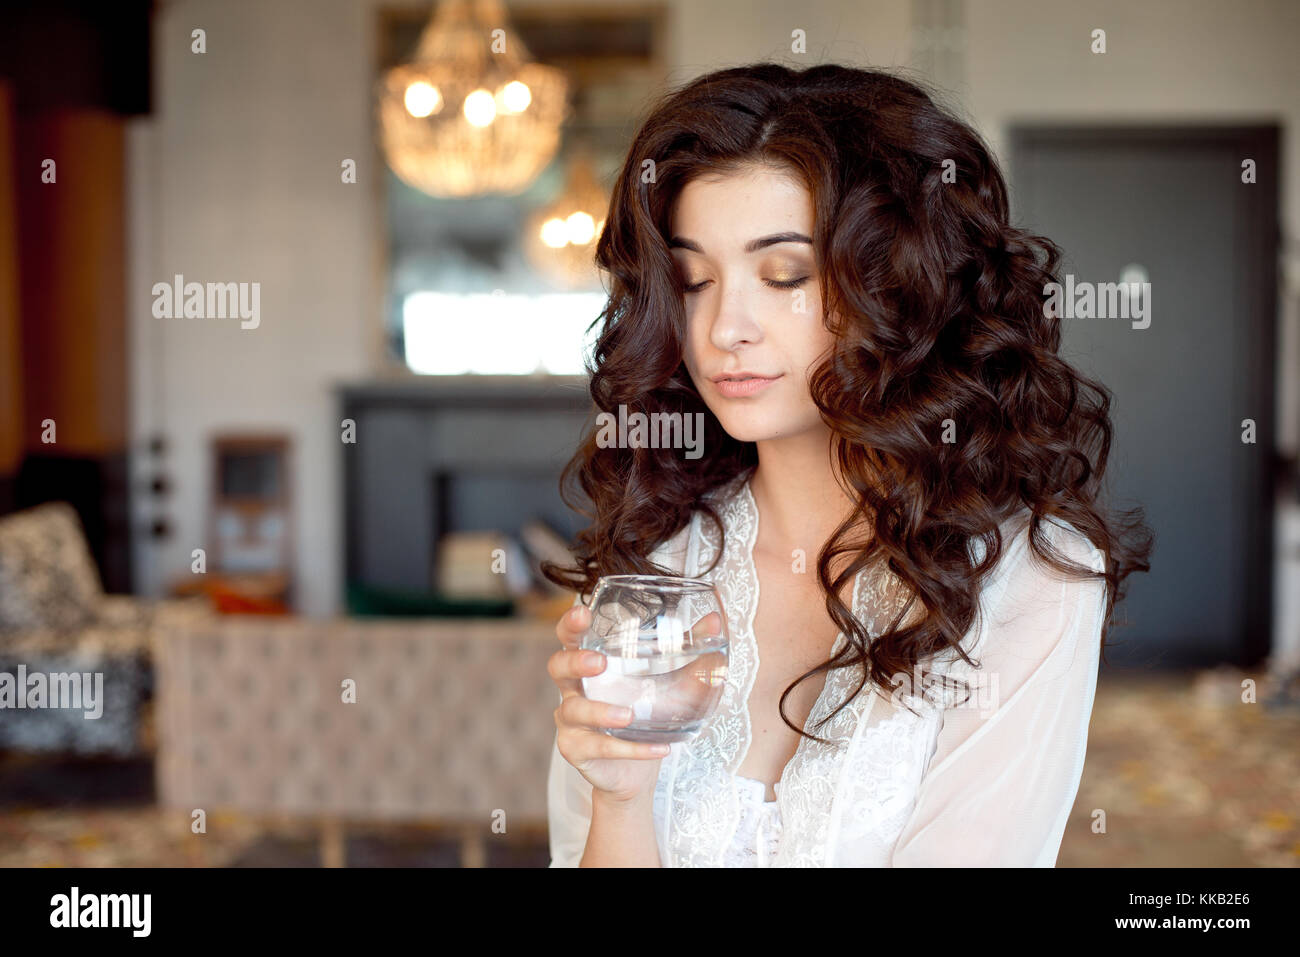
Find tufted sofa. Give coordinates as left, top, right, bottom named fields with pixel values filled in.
left=151, top=609, right=563, bottom=865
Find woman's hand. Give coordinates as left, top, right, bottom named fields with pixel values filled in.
left=549, top=603, right=671, bottom=805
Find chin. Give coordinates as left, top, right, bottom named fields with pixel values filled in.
left=712, top=409, right=804, bottom=444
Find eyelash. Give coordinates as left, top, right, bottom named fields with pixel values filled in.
left=682, top=277, right=810, bottom=293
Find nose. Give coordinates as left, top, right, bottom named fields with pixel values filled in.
left=707, top=279, right=764, bottom=351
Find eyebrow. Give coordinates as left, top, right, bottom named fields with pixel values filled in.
left=668, top=231, right=813, bottom=254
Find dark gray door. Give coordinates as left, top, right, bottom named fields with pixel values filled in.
left=1010, top=126, right=1278, bottom=668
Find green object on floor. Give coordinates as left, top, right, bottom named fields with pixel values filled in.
left=345, top=583, right=514, bottom=617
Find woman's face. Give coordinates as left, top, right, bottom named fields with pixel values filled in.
left=670, top=163, right=835, bottom=444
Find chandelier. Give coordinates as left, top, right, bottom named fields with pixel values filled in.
left=377, top=0, right=571, bottom=198
left=523, top=146, right=609, bottom=290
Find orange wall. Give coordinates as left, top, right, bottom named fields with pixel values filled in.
left=14, top=107, right=126, bottom=458
left=0, top=82, right=22, bottom=476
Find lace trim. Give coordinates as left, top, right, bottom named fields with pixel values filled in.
left=663, top=473, right=755, bottom=867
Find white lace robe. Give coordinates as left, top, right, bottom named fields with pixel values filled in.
left=548, top=472, right=1108, bottom=867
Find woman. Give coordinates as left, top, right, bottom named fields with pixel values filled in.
left=542, top=62, right=1152, bottom=867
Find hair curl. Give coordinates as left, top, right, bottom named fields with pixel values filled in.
left=541, top=62, right=1153, bottom=745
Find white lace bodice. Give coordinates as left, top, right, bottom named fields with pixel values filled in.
left=548, top=470, right=1109, bottom=867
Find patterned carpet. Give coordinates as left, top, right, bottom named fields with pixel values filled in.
left=1, top=668, right=1296, bottom=867
left=1060, top=668, right=1300, bottom=867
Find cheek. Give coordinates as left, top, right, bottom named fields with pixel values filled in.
left=681, top=335, right=709, bottom=394
left=682, top=317, right=708, bottom=371
left=782, top=312, right=833, bottom=372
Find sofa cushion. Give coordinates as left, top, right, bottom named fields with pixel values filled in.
left=0, top=502, right=104, bottom=632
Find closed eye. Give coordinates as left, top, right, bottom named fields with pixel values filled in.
left=683, top=277, right=810, bottom=294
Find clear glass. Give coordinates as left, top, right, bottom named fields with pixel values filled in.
left=580, top=574, right=730, bottom=743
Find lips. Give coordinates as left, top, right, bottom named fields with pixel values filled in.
left=711, top=373, right=782, bottom=398
left=709, top=371, right=777, bottom=383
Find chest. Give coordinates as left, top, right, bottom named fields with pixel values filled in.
left=733, top=549, right=851, bottom=799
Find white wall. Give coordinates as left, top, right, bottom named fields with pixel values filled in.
left=128, top=0, right=377, bottom=615
left=128, top=0, right=1300, bottom=631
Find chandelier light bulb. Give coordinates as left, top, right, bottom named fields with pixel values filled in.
left=463, top=88, right=497, bottom=127
left=565, top=211, right=596, bottom=245
left=404, top=81, right=441, bottom=118
left=540, top=217, right=569, bottom=248
left=501, top=80, right=532, bottom=113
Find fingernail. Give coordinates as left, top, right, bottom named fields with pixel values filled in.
left=583, top=652, right=603, bottom=668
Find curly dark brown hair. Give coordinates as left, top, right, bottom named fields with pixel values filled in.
left=541, top=62, right=1153, bottom=745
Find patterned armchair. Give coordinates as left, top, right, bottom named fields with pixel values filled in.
left=0, top=501, right=206, bottom=756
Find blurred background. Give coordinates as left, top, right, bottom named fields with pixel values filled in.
left=0, top=0, right=1297, bottom=867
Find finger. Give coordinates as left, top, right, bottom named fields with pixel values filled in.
left=561, top=727, right=671, bottom=762
left=558, top=693, right=634, bottom=731
left=689, top=610, right=723, bottom=639
left=587, top=732, right=672, bottom=761
left=548, top=647, right=606, bottom=699
left=656, top=648, right=726, bottom=714
left=608, top=648, right=724, bottom=719
left=556, top=603, right=591, bottom=648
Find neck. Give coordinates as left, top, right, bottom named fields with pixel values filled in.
left=748, top=426, right=861, bottom=556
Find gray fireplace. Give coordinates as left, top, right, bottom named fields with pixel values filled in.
left=338, top=376, right=592, bottom=603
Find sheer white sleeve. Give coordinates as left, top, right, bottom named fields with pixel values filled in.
left=545, top=516, right=698, bottom=867
left=889, top=518, right=1109, bottom=867
left=548, top=591, right=593, bottom=867
left=547, top=724, right=596, bottom=867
